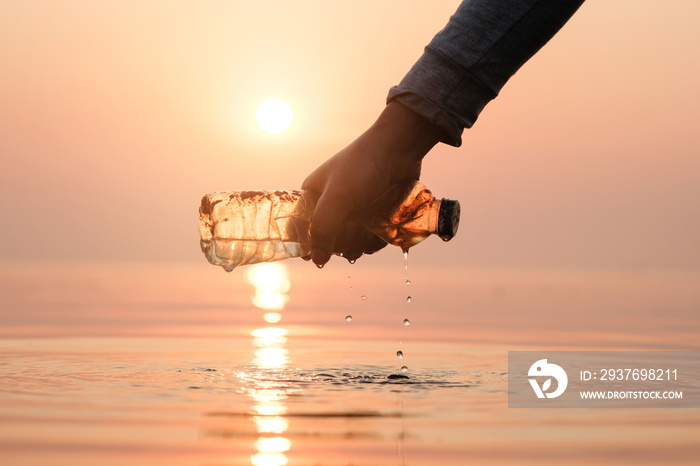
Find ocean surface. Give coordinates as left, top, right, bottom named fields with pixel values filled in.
left=1, top=260, right=699, bottom=465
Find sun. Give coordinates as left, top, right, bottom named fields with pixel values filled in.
left=256, top=98, right=293, bottom=134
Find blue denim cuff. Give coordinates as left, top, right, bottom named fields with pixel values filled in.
left=387, top=47, right=497, bottom=147
left=387, top=0, right=584, bottom=148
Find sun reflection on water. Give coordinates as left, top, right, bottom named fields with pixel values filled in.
left=253, top=416, right=289, bottom=434
left=253, top=347, right=288, bottom=368
left=263, top=312, right=282, bottom=323
left=250, top=451, right=288, bottom=466
left=252, top=327, right=288, bottom=346
left=246, top=263, right=290, bottom=311
left=245, top=263, right=292, bottom=466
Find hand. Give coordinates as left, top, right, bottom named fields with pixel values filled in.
left=302, top=101, right=444, bottom=267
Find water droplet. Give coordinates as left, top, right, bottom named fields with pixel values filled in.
left=345, top=315, right=353, bottom=322
left=399, top=341, right=402, bottom=345
left=397, top=351, right=404, bottom=359
left=405, top=279, right=411, bottom=285
left=400, top=366, right=408, bottom=373
left=403, top=250, right=409, bottom=272
left=316, top=263, right=324, bottom=269
left=349, top=259, right=356, bottom=264
left=406, top=296, right=412, bottom=303
left=361, top=295, right=367, bottom=300
left=224, top=268, right=233, bottom=273
left=403, top=319, right=411, bottom=326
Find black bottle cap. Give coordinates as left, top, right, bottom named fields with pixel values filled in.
left=437, top=199, right=460, bottom=241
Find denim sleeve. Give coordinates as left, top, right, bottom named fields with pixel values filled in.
left=387, top=0, right=585, bottom=146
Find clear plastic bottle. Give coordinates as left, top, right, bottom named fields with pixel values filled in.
left=199, top=182, right=460, bottom=271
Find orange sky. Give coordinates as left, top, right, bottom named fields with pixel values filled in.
left=1, top=0, right=699, bottom=269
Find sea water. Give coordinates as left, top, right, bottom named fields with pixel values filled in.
left=1, top=262, right=700, bottom=465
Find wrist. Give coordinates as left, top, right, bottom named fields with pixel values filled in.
left=371, top=101, right=444, bottom=161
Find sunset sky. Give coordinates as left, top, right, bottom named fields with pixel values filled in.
left=1, top=0, right=699, bottom=269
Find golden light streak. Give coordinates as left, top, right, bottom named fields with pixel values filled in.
left=247, top=263, right=290, bottom=311
left=252, top=416, right=289, bottom=434
left=251, top=452, right=288, bottom=466
left=263, top=312, right=282, bottom=323
left=255, top=436, right=292, bottom=453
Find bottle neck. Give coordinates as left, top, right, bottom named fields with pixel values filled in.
left=364, top=182, right=442, bottom=250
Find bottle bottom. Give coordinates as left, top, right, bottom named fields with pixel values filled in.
left=201, top=239, right=310, bottom=270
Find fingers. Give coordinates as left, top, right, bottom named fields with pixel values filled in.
left=362, top=234, right=388, bottom=256
left=333, top=221, right=388, bottom=263
left=301, top=103, right=436, bottom=268
left=308, top=191, right=351, bottom=267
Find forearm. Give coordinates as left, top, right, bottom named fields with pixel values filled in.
left=388, top=0, right=585, bottom=147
